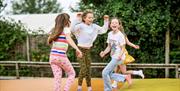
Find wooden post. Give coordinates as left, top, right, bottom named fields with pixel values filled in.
left=165, top=30, right=170, bottom=78
left=26, top=35, right=30, bottom=61
left=175, top=65, right=178, bottom=78
left=15, top=63, right=20, bottom=79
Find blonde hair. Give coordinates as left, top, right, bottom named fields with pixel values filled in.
left=110, top=17, right=126, bottom=36
left=82, top=9, right=93, bottom=22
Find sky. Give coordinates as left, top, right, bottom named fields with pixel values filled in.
left=1, top=0, right=80, bottom=15
left=1, top=0, right=81, bottom=33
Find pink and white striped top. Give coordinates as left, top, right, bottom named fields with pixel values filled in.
left=50, top=27, right=70, bottom=58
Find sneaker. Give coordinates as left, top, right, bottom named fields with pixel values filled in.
left=138, top=70, right=145, bottom=79
left=125, top=74, right=132, bottom=86
left=88, top=87, right=92, bottom=91
left=111, top=81, right=118, bottom=88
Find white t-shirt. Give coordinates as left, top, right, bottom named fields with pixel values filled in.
left=107, top=31, right=126, bottom=60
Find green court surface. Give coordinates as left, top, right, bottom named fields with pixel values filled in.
left=119, top=79, right=180, bottom=91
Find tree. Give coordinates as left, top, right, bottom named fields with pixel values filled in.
left=0, top=0, right=7, bottom=13
left=77, top=0, right=180, bottom=63
left=75, top=0, right=180, bottom=77
left=12, top=0, right=63, bottom=14
left=0, top=18, right=28, bottom=60
left=0, top=0, right=3, bottom=11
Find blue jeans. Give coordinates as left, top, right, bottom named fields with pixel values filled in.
left=102, top=58, right=126, bottom=91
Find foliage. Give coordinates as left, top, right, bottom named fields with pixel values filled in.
left=0, top=0, right=6, bottom=13
left=76, top=0, right=180, bottom=64
left=170, top=39, right=180, bottom=63
left=0, top=0, right=3, bottom=11
left=11, top=0, right=63, bottom=14
left=0, top=17, right=28, bottom=60
left=169, top=0, right=180, bottom=63
left=30, top=34, right=50, bottom=62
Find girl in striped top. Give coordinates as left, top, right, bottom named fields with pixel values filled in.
left=47, top=13, right=82, bottom=91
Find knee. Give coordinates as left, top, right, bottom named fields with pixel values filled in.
left=69, top=69, right=76, bottom=78
left=121, top=70, right=126, bottom=74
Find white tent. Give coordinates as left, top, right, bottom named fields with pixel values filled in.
left=4, top=13, right=76, bottom=34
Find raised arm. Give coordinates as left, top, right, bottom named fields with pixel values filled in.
left=96, top=15, right=109, bottom=34
left=71, top=24, right=81, bottom=38
left=70, top=12, right=82, bottom=33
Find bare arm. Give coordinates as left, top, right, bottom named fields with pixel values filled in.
left=125, top=37, right=139, bottom=49
left=100, top=43, right=111, bottom=57
left=65, top=33, right=82, bottom=57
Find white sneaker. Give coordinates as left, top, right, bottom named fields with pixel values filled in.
left=111, top=81, right=118, bottom=88
left=138, top=70, right=145, bottom=79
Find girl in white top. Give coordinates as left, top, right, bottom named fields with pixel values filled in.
left=71, top=10, right=109, bottom=91
left=110, top=18, right=144, bottom=88
left=100, top=18, right=132, bottom=91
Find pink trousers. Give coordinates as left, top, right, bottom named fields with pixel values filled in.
left=50, top=55, right=75, bottom=91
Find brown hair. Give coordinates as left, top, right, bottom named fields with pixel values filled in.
left=82, top=9, right=93, bottom=22
left=47, top=13, right=70, bottom=44
left=110, top=17, right=126, bottom=36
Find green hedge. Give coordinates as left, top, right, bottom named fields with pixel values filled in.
left=0, top=17, right=28, bottom=60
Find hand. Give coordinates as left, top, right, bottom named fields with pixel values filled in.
left=76, top=12, right=83, bottom=21
left=76, top=12, right=83, bottom=17
left=103, top=15, right=109, bottom=22
left=100, top=51, right=105, bottom=58
left=118, top=55, right=122, bottom=60
left=47, top=37, right=52, bottom=45
left=134, top=45, right=140, bottom=49
left=76, top=49, right=83, bottom=58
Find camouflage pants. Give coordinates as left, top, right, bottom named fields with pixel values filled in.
left=77, top=47, right=92, bottom=87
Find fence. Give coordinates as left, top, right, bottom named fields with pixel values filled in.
left=0, top=61, right=180, bottom=79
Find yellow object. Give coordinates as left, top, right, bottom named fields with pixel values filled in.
left=123, top=49, right=135, bottom=64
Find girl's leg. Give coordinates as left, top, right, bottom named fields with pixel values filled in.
left=77, top=49, right=87, bottom=90
left=102, top=58, right=126, bottom=91
left=114, top=65, right=121, bottom=73
left=50, top=56, right=75, bottom=91
left=119, top=65, right=127, bottom=74
left=78, top=56, right=86, bottom=85
left=120, top=65, right=144, bottom=78
left=51, top=64, right=62, bottom=91
left=77, top=48, right=92, bottom=91
left=85, top=50, right=92, bottom=90
left=127, top=70, right=144, bottom=78
left=112, top=64, right=132, bottom=88
left=57, top=58, right=76, bottom=91
left=50, top=55, right=63, bottom=91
